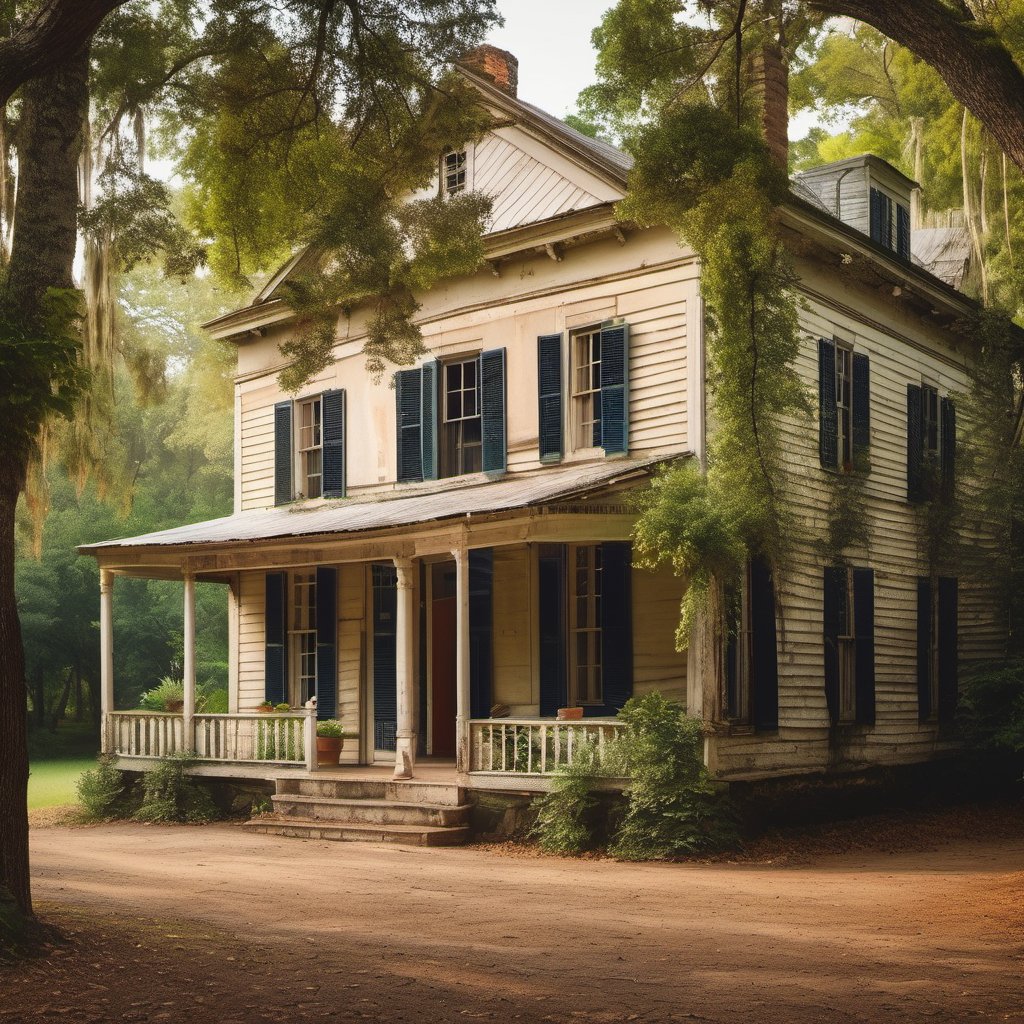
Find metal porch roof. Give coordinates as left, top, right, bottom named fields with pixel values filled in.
left=79, top=456, right=674, bottom=554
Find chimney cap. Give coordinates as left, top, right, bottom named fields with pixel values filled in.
left=459, top=44, right=519, bottom=97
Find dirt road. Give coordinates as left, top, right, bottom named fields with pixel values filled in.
left=6, top=821, right=1023, bottom=1023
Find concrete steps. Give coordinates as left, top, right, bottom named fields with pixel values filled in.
left=244, top=774, right=471, bottom=846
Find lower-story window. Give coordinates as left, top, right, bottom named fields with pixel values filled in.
left=723, top=558, right=779, bottom=730
left=568, top=544, right=603, bottom=705
left=823, top=565, right=875, bottom=726
left=289, top=570, right=317, bottom=704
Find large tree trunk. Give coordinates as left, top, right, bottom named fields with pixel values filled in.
left=0, top=46, right=89, bottom=927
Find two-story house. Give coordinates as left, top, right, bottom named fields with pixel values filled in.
left=82, top=46, right=1003, bottom=838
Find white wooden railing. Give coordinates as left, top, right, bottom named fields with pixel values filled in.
left=469, top=718, right=625, bottom=776
left=105, top=712, right=185, bottom=758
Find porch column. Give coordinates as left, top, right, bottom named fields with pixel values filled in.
left=99, top=568, right=114, bottom=754
left=393, top=557, right=417, bottom=779
left=182, top=572, right=196, bottom=753
left=452, top=545, right=471, bottom=773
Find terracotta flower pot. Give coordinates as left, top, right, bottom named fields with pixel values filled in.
left=557, top=706, right=584, bottom=721
left=316, top=735, right=344, bottom=766
left=256, top=705, right=274, bottom=714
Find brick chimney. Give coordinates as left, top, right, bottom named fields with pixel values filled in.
left=753, top=43, right=789, bottom=168
left=459, top=44, right=519, bottom=97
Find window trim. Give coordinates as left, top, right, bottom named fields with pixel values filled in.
left=441, top=147, right=470, bottom=196
left=724, top=563, right=753, bottom=726
left=440, top=354, right=483, bottom=478
left=834, top=340, right=854, bottom=472
left=567, top=543, right=603, bottom=707
left=296, top=394, right=323, bottom=499
left=287, top=569, right=318, bottom=706
left=570, top=325, right=603, bottom=452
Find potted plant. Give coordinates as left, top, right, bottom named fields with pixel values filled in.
left=256, top=700, right=275, bottom=714
left=316, top=720, right=344, bottom=766
left=274, top=702, right=291, bottom=712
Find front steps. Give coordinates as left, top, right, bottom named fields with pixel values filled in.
left=243, top=775, right=472, bottom=846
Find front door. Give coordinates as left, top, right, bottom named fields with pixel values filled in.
left=430, top=563, right=457, bottom=757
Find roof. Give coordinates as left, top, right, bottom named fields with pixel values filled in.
left=911, top=225, right=973, bottom=289
left=79, top=456, right=673, bottom=554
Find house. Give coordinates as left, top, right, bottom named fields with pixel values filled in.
left=80, top=46, right=1003, bottom=833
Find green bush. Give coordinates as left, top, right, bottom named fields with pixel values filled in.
left=77, top=756, right=133, bottom=820
left=531, top=740, right=605, bottom=853
left=133, top=752, right=219, bottom=824
left=198, top=685, right=229, bottom=714
left=316, top=719, right=343, bottom=738
left=610, top=692, right=737, bottom=860
left=959, top=659, right=1024, bottom=755
left=138, top=676, right=184, bottom=711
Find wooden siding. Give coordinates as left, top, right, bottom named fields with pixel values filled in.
left=237, top=571, right=266, bottom=711
left=492, top=546, right=536, bottom=711
left=337, top=564, right=364, bottom=764
left=632, top=563, right=687, bottom=706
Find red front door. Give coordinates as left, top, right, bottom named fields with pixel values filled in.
left=431, top=595, right=457, bottom=757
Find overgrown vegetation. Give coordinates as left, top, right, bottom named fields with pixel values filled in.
left=531, top=741, right=606, bottom=854
left=133, top=753, right=218, bottom=824
left=76, top=755, right=132, bottom=821
left=138, top=676, right=184, bottom=711
left=959, top=660, right=1024, bottom=760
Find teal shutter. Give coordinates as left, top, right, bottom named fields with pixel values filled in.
left=852, top=567, right=875, bottom=726
left=597, top=542, right=633, bottom=716
left=315, top=567, right=337, bottom=719
left=907, top=384, right=924, bottom=502
left=823, top=566, right=845, bottom=725
left=273, top=402, right=293, bottom=506
left=420, top=360, right=439, bottom=481
left=264, top=572, right=287, bottom=705
left=322, top=390, right=346, bottom=498
left=852, top=352, right=870, bottom=463
left=538, top=546, right=566, bottom=716
left=372, top=564, right=398, bottom=750
left=940, top=397, right=956, bottom=501
left=818, top=339, right=838, bottom=469
left=480, top=348, right=507, bottom=474
left=917, top=576, right=932, bottom=722
left=937, top=577, right=958, bottom=721
left=896, top=204, right=911, bottom=259
left=537, top=333, right=563, bottom=463
left=750, top=557, right=778, bottom=731
left=395, top=368, right=423, bottom=483
left=599, top=323, right=629, bottom=454
left=469, top=549, right=493, bottom=718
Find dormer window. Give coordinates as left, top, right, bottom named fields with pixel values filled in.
left=869, top=186, right=910, bottom=260
left=442, top=149, right=467, bottom=196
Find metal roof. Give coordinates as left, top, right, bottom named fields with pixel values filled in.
left=79, top=456, right=674, bottom=553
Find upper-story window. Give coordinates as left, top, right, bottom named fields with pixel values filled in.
left=869, top=185, right=910, bottom=259
left=818, top=336, right=869, bottom=474
left=297, top=396, right=323, bottom=499
left=921, top=383, right=940, bottom=460
left=835, top=343, right=853, bottom=470
left=442, top=149, right=467, bottom=196
left=273, top=390, right=346, bottom=506
left=442, top=357, right=482, bottom=476
left=572, top=327, right=602, bottom=450
left=907, top=381, right=956, bottom=503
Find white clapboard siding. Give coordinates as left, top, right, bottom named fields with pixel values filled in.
left=237, top=571, right=266, bottom=710
left=492, top=546, right=535, bottom=709
left=632, top=563, right=687, bottom=706
left=337, top=564, right=364, bottom=764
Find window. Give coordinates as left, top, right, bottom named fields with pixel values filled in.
left=907, top=384, right=955, bottom=503
left=922, top=383, right=940, bottom=460
left=572, top=327, right=602, bottom=449
left=724, top=566, right=752, bottom=724
left=836, top=572, right=857, bottom=723
left=835, top=344, right=853, bottom=470
left=288, top=570, right=317, bottom=705
left=869, top=186, right=910, bottom=258
left=442, top=149, right=467, bottom=196
left=917, top=576, right=958, bottom=722
left=725, top=559, right=779, bottom=730
left=297, top=397, right=323, bottom=499
left=442, top=357, right=482, bottom=476
left=568, top=544, right=603, bottom=705
left=823, top=566, right=875, bottom=726
left=819, top=337, right=869, bottom=473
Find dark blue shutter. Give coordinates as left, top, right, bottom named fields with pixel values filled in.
left=420, top=360, right=439, bottom=481
left=870, top=187, right=892, bottom=248
left=315, top=567, right=337, bottom=720
left=264, top=572, right=287, bottom=705
left=819, top=339, right=838, bottom=469
left=321, top=390, right=346, bottom=498
left=469, top=549, right=494, bottom=718
left=750, top=557, right=779, bottom=731
left=537, top=333, right=563, bottom=463
left=907, top=384, right=924, bottom=502
left=599, top=323, right=629, bottom=454
left=395, top=368, right=423, bottom=483
left=823, top=566, right=845, bottom=725
left=896, top=204, right=911, bottom=260
left=852, top=352, right=870, bottom=463
left=372, top=564, right=398, bottom=750
left=852, top=567, right=875, bottom=726
left=940, top=397, right=956, bottom=502
left=724, top=580, right=740, bottom=720
left=274, top=402, right=293, bottom=506
left=917, top=576, right=933, bottom=722
left=937, top=576, right=958, bottom=722
left=480, top=348, right=507, bottom=474
left=418, top=562, right=428, bottom=755
left=538, top=546, right=566, bottom=716
left=598, top=542, right=633, bottom=716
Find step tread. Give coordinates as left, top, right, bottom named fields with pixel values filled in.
left=243, top=815, right=470, bottom=846
left=271, top=794, right=471, bottom=812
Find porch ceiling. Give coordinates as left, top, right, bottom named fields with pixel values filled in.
left=79, top=455, right=676, bottom=560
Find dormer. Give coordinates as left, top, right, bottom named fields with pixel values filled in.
left=795, top=155, right=917, bottom=261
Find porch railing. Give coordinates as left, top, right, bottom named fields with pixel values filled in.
left=105, top=712, right=185, bottom=759
left=469, top=718, right=625, bottom=776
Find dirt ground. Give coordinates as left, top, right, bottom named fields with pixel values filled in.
left=4, top=808, right=1023, bottom=1024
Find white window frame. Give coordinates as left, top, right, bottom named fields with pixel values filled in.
left=571, top=326, right=602, bottom=451
left=441, top=148, right=469, bottom=196
left=287, top=570, right=318, bottom=706
left=296, top=395, right=323, bottom=499
left=568, top=543, right=603, bottom=706
left=441, top=356, right=482, bottom=477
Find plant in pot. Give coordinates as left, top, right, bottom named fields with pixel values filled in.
left=256, top=700, right=275, bottom=714
left=316, top=720, right=344, bottom=766
left=274, top=702, right=291, bottom=712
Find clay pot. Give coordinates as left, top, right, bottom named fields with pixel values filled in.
left=316, top=735, right=344, bottom=766
left=557, top=706, right=584, bottom=721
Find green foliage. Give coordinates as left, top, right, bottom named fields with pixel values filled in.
left=76, top=756, right=132, bottom=820
left=610, top=693, right=737, bottom=860
left=315, top=719, right=343, bottom=738
left=959, top=659, right=1024, bottom=756
left=133, top=752, right=219, bottom=824
left=198, top=686, right=229, bottom=715
left=138, top=676, right=184, bottom=711
left=531, top=740, right=605, bottom=854
left=255, top=719, right=304, bottom=761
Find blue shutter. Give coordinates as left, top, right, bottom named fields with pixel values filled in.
left=818, top=339, right=838, bottom=469
left=420, top=360, right=439, bottom=481
left=538, top=546, right=566, bottom=716
left=599, top=323, right=629, bottom=454
left=852, top=352, right=870, bottom=464
left=597, top=542, right=633, bottom=716
left=315, top=567, right=337, bottom=720
left=273, top=402, right=293, bottom=506
left=264, top=572, right=287, bottom=705
left=480, top=348, right=507, bottom=474
left=321, top=390, right=346, bottom=498
left=537, top=333, right=563, bottom=463
left=937, top=576, right=958, bottom=722
left=917, top=576, right=933, bottom=722
left=750, top=557, right=778, bottom=731
left=822, top=566, right=845, bottom=725
left=372, top=564, right=398, bottom=751
left=395, top=368, right=423, bottom=483
left=724, top=579, right=741, bottom=719
left=940, top=397, right=956, bottom=502
left=907, top=384, right=924, bottom=502
left=852, top=567, right=875, bottom=726
left=469, top=549, right=493, bottom=718
left=896, top=203, right=911, bottom=259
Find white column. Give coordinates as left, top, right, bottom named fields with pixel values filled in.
left=99, top=568, right=114, bottom=754
left=393, top=558, right=417, bottom=779
left=452, top=545, right=471, bottom=773
left=182, top=572, right=196, bottom=753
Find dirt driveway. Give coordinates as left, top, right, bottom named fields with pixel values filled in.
left=7, top=821, right=1023, bottom=1023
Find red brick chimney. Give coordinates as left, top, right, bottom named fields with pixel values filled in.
left=459, top=44, right=519, bottom=97
left=753, top=43, right=789, bottom=168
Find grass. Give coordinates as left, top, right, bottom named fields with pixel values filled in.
left=28, top=758, right=95, bottom=809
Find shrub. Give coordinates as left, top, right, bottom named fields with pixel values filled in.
left=133, top=752, right=219, bottom=824
left=959, top=658, right=1024, bottom=756
left=316, top=720, right=343, bottom=738
left=610, top=692, right=737, bottom=860
left=138, top=676, right=184, bottom=711
left=198, top=685, right=229, bottom=714
left=77, top=756, right=132, bottom=820
left=275, top=702, right=292, bottom=712
left=531, top=740, right=605, bottom=854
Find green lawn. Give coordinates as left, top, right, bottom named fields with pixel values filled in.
left=28, top=758, right=94, bottom=809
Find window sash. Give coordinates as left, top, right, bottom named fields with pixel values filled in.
left=568, top=544, right=603, bottom=705
left=922, top=385, right=940, bottom=457
left=443, top=150, right=467, bottom=195
left=837, top=571, right=857, bottom=722
left=298, top=397, right=323, bottom=498
left=835, top=345, right=853, bottom=469
left=287, top=571, right=318, bottom=705
left=441, top=358, right=482, bottom=476
left=572, top=329, right=602, bottom=449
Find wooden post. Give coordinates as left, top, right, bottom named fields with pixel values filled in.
left=452, top=544, right=471, bottom=773
left=304, top=706, right=318, bottom=773
left=99, top=568, right=114, bottom=754
left=393, top=557, right=416, bottom=779
left=182, top=572, right=196, bottom=753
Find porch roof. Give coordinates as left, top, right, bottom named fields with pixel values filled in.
left=79, top=455, right=674, bottom=554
